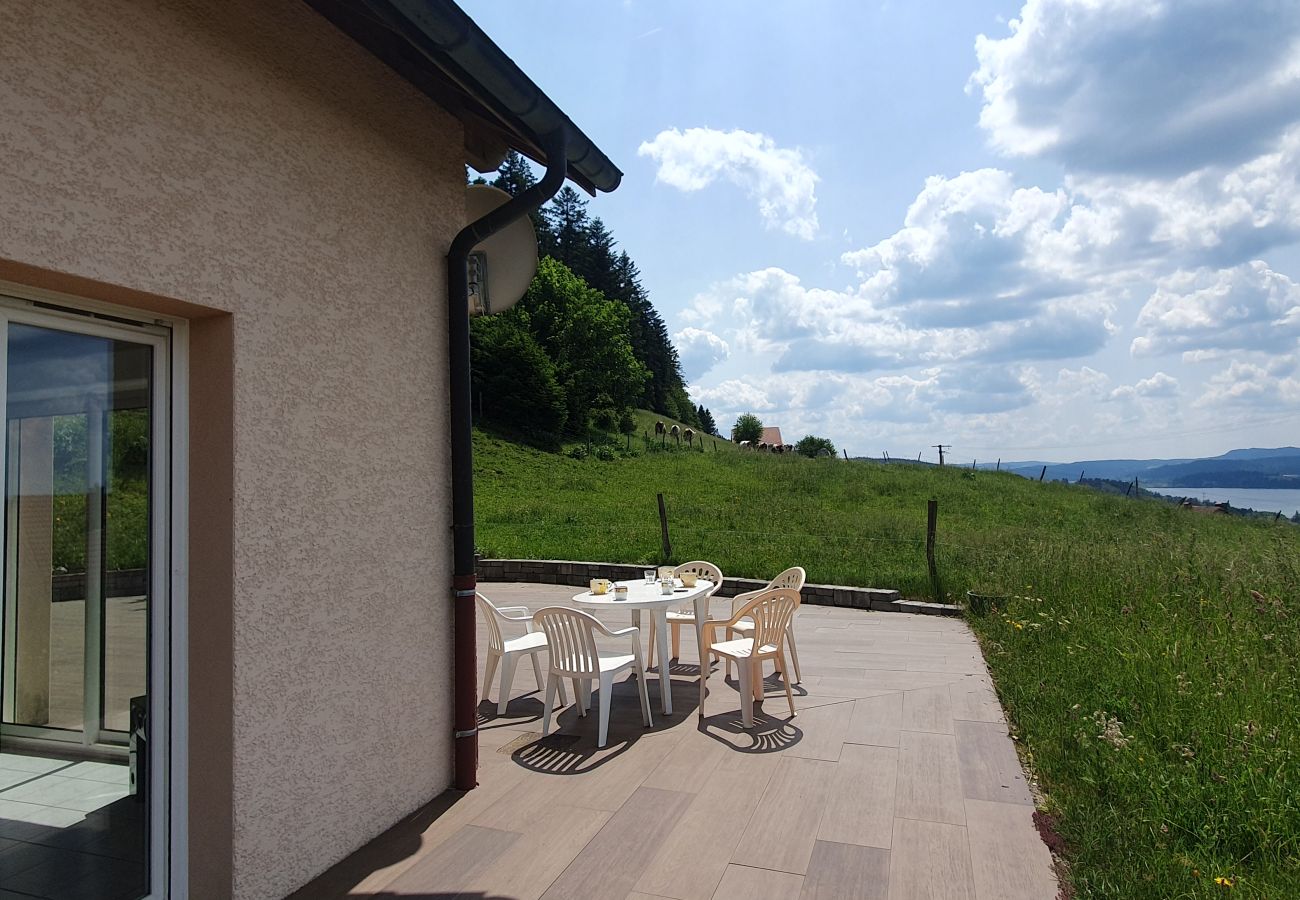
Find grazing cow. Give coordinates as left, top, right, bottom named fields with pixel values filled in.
left=739, top=440, right=752, bottom=450
left=655, top=421, right=665, bottom=435
left=684, top=428, right=694, bottom=447
left=757, top=441, right=768, bottom=451
left=669, top=424, right=681, bottom=445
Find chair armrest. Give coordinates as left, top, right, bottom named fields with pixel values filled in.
left=594, top=621, right=640, bottom=639
left=495, top=606, right=534, bottom=631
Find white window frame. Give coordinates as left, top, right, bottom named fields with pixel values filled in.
left=0, top=281, right=190, bottom=899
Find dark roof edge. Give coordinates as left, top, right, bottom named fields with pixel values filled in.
left=365, top=0, right=622, bottom=193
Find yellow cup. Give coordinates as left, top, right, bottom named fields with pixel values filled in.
left=590, top=578, right=610, bottom=595
left=680, top=572, right=698, bottom=588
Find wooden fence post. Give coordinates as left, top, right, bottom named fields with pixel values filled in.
left=926, top=498, right=941, bottom=601
left=657, top=492, right=671, bottom=562
left=996, top=458, right=1000, bottom=471
left=843, top=448, right=849, bottom=460
left=1039, top=465, right=1047, bottom=482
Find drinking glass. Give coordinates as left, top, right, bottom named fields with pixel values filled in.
left=644, top=569, right=656, bottom=584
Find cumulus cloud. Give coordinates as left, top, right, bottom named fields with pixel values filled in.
left=1131, top=262, right=1300, bottom=357
left=970, top=0, right=1300, bottom=174
left=638, top=127, right=820, bottom=238
left=1197, top=357, right=1300, bottom=409
left=673, top=327, right=731, bottom=380
left=1108, top=372, right=1179, bottom=402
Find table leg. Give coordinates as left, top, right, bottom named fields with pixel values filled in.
left=695, top=593, right=709, bottom=719
left=654, top=608, right=673, bottom=715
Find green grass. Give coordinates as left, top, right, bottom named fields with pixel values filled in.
left=474, top=423, right=1300, bottom=899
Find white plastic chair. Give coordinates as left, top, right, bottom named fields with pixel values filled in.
left=477, top=592, right=567, bottom=715
left=724, top=566, right=806, bottom=683
left=703, top=588, right=800, bottom=727
left=533, top=606, right=653, bottom=748
left=646, top=560, right=724, bottom=667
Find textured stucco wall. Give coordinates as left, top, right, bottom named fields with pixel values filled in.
left=0, top=1, right=461, bottom=896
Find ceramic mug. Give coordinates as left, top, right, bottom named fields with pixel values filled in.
left=590, top=578, right=611, bottom=595
left=680, top=572, right=699, bottom=588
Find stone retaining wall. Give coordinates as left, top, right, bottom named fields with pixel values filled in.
left=476, top=558, right=960, bottom=616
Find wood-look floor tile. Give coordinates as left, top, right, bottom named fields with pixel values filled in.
left=540, top=786, right=694, bottom=900
left=954, top=720, right=1033, bottom=805
left=731, top=757, right=836, bottom=874
left=712, top=864, right=805, bottom=900
left=382, top=824, right=520, bottom=894
left=895, top=731, right=966, bottom=826
left=900, top=685, right=953, bottom=733
left=786, top=702, right=850, bottom=761
left=818, top=744, right=897, bottom=849
left=948, top=680, right=1004, bottom=724
left=801, top=840, right=890, bottom=899
left=634, top=751, right=780, bottom=900
left=641, top=726, right=728, bottom=793
left=887, top=818, right=974, bottom=900
left=964, top=799, right=1058, bottom=900
left=459, top=804, right=611, bottom=900
left=845, top=693, right=903, bottom=748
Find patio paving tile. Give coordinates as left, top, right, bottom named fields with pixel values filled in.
left=964, top=799, right=1058, bottom=900
left=887, top=817, right=975, bottom=900
left=712, top=863, right=805, bottom=899
left=818, top=744, right=897, bottom=849
left=802, top=840, right=891, bottom=899
left=730, top=756, right=836, bottom=874
left=845, top=692, right=903, bottom=747
left=539, top=786, right=693, bottom=900
left=293, top=582, right=1053, bottom=900
left=895, top=731, right=967, bottom=826
left=954, top=720, right=1035, bottom=805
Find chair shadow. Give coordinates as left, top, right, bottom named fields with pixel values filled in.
left=697, top=671, right=805, bottom=753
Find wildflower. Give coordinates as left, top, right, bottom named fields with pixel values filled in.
left=1214, top=876, right=1234, bottom=888
left=1176, top=673, right=1190, bottom=695
left=1014, top=622, right=1024, bottom=630
left=1093, top=711, right=1130, bottom=749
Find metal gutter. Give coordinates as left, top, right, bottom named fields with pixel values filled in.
left=351, top=0, right=622, bottom=195
left=447, top=130, right=570, bottom=791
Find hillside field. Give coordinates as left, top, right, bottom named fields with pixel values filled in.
left=474, top=424, right=1300, bottom=899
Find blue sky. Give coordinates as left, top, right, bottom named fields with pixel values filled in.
left=461, top=0, right=1300, bottom=462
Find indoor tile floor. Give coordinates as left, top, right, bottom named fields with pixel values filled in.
left=0, top=752, right=145, bottom=899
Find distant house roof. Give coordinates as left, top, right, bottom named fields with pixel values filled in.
left=760, top=426, right=784, bottom=445
left=306, top=0, right=621, bottom=195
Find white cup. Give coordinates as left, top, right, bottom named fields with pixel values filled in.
left=660, top=580, right=675, bottom=595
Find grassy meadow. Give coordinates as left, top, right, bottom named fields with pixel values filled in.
left=474, top=421, right=1300, bottom=899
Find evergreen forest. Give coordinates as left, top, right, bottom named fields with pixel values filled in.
left=470, top=153, right=716, bottom=449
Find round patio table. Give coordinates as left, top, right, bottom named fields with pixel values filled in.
left=572, top=578, right=715, bottom=716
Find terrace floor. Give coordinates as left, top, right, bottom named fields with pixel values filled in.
left=298, top=583, right=1058, bottom=900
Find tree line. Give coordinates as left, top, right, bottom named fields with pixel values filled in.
left=470, top=153, right=717, bottom=449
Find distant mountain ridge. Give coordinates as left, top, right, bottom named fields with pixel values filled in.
left=999, top=447, right=1300, bottom=486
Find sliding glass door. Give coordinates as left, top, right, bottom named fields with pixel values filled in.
left=0, top=296, right=172, bottom=897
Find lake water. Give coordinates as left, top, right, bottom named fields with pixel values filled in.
left=1147, top=486, right=1300, bottom=517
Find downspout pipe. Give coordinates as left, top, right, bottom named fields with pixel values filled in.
left=449, top=129, right=568, bottom=791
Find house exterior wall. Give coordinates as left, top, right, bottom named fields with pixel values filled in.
left=0, top=0, right=463, bottom=896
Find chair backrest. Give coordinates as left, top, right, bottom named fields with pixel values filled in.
left=532, top=607, right=603, bottom=677
left=767, top=566, right=806, bottom=592
left=475, top=592, right=506, bottom=654
left=735, top=588, right=799, bottom=651
left=674, top=560, right=723, bottom=595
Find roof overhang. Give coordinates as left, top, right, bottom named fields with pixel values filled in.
left=305, top=0, right=621, bottom=195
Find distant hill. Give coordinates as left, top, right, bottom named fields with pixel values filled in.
left=1003, top=447, right=1300, bottom=486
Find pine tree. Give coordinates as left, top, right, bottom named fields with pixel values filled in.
left=697, top=405, right=717, bottom=436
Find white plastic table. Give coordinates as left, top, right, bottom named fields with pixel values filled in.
left=572, top=578, right=715, bottom=716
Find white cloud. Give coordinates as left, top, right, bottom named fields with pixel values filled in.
left=1108, top=371, right=1179, bottom=401
left=673, top=327, right=731, bottom=380
left=1131, top=262, right=1300, bottom=357
left=970, top=0, right=1300, bottom=174
left=1197, top=357, right=1300, bottom=409
left=638, top=127, right=820, bottom=239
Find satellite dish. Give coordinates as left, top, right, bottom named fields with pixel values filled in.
left=466, top=184, right=538, bottom=316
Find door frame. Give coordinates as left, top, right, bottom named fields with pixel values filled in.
left=0, top=283, right=190, bottom=898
